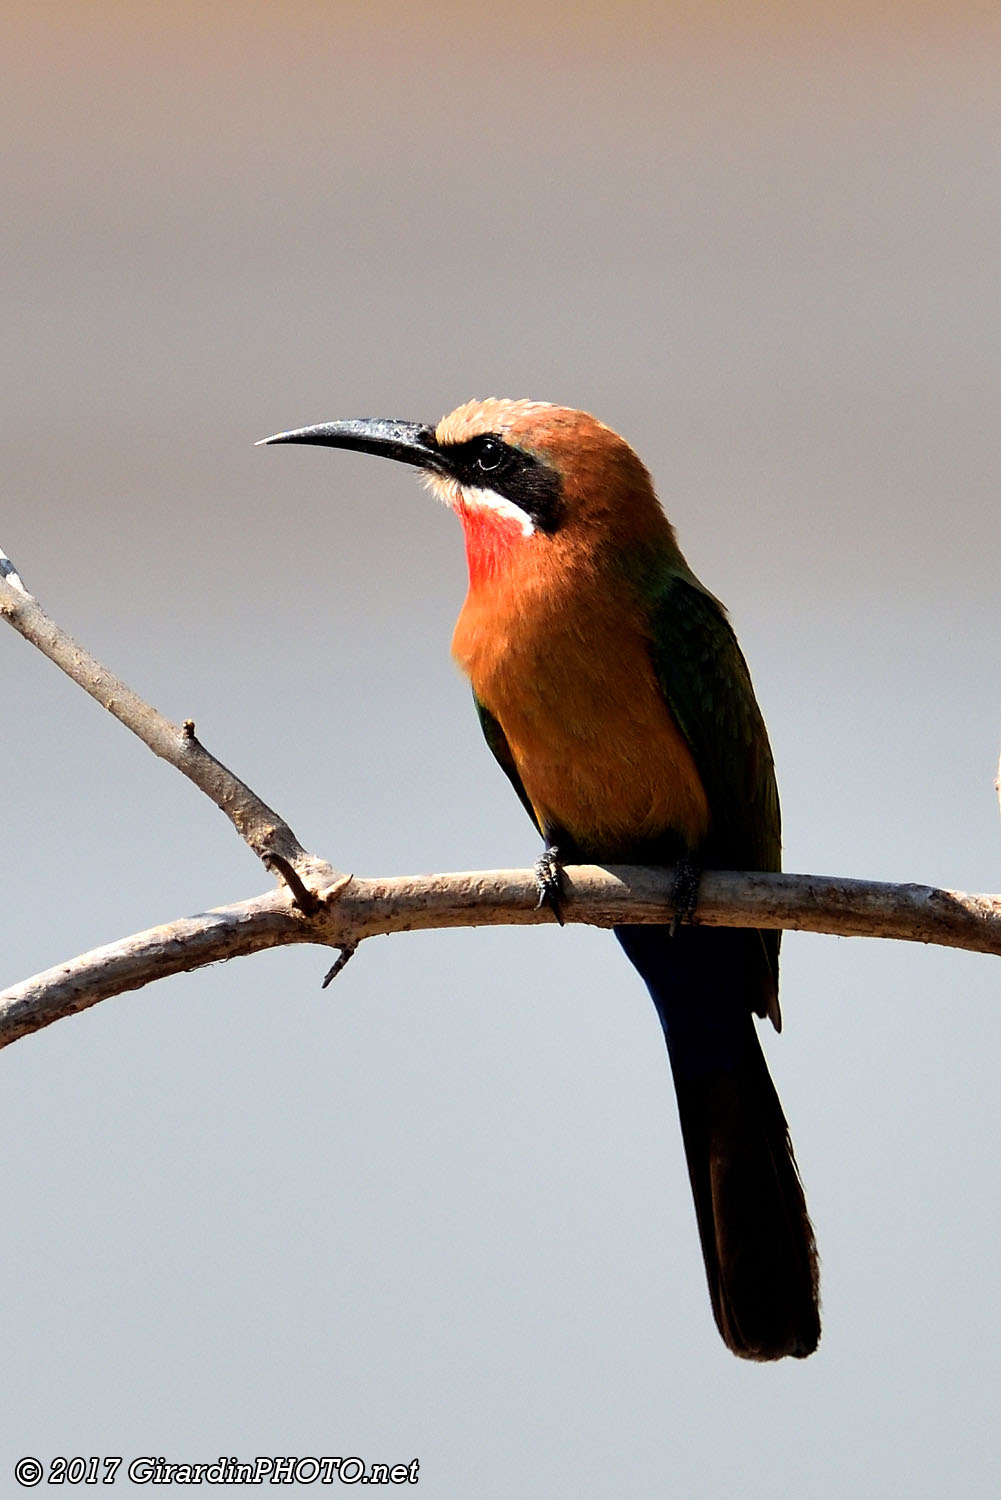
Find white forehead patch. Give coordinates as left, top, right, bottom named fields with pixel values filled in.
left=423, top=474, right=536, bottom=537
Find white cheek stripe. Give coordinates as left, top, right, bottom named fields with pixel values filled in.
left=422, top=473, right=536, bottom=536
left=461, top=485, right=536, bottom=536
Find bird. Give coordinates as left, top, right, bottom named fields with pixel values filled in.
left=261, top=398, right=820, bottom=1361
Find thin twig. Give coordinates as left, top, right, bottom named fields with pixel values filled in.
left=0, top=567, right=337, bottom=895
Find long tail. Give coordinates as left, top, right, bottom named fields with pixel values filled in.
left=616, top=923, right=820, bottom=1361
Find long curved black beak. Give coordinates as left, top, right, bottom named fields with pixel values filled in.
left=256, top=418, right=450, bottom=475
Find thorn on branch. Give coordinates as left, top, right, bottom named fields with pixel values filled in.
left=321, top=942, right=358, bottom=988
left=183, top=719, right=196, bottom=739
left=263, top=851, right=322, bottom=915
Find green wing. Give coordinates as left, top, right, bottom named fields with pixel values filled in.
left=645, top=571, right=782, bottom=1017
left=473, top=693, right=542, bottom=834
left=644, top=572, right=780, bottom=874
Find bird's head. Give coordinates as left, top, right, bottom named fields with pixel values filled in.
left=260, top=398, right=679, bottom=585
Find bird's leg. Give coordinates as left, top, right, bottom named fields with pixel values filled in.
left=669, top=857, right=701, bottom=936
left=534, top=841, right=566, bottom=926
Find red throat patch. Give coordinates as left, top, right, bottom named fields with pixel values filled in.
left=457, top=499, right=529, bottom=587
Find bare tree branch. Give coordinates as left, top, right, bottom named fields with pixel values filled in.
left=0, top=567, right=337, bottom=892
left=2, top=866, right=998, bottom=1053
left=3, top=548, right=1000, bottom=1059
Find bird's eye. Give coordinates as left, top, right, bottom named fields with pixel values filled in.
left=475, top=438, right=506, bottom=472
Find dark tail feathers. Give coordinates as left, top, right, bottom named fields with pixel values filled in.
left=616, top=923, right=820, bottom=1361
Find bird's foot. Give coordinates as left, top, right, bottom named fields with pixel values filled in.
left=669, top=858, right=701, bottom=936
left=534, top=845, right=566, bottom=926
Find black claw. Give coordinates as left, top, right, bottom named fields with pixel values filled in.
left=669, top=858, right=701, bottom=937
left=534, top=845, right=566, bottom=925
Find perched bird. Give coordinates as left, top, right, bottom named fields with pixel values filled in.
left=262, top=399, right=820, bottom=1360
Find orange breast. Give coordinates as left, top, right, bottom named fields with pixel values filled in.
left=451, top=544, right=710, bottom=861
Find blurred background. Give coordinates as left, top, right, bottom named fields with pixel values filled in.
left=2, top=2, right=1000, bottom=1494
